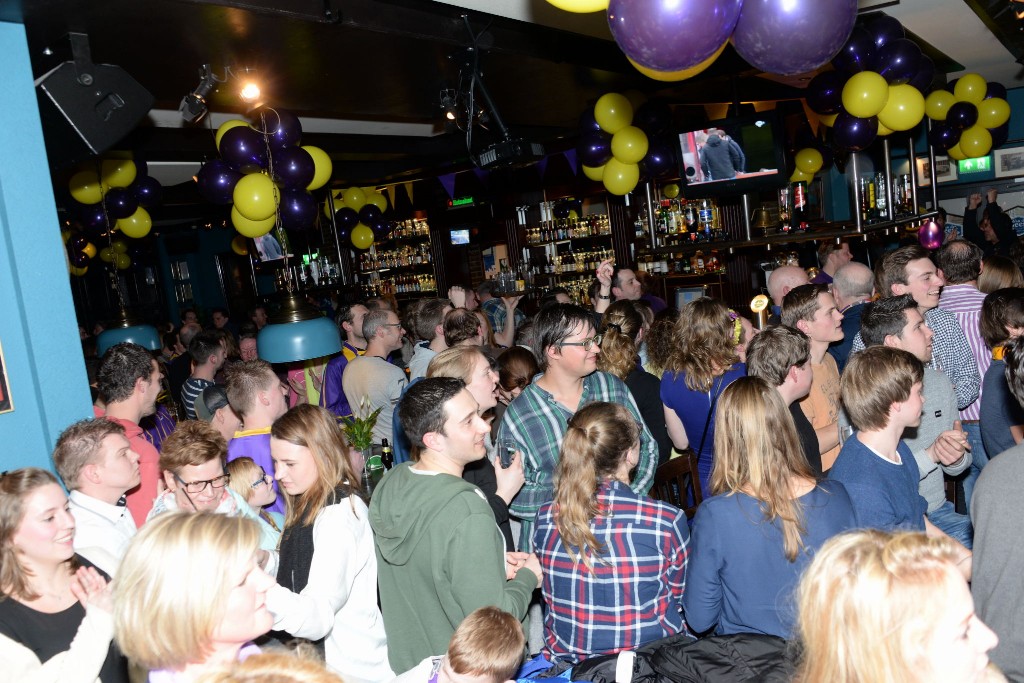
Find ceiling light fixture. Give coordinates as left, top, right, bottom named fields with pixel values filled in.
left=439, top=88, right=459, bottom=122
left=178, top=64, right=263, bottom=123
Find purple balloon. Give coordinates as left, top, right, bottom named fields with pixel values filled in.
left=732, top=0, right=857, bottom=76
left=133, top=176, right=163, bottom=208
left=918, top=220, right=943, bottom=250
left=990, top=122, right=1009, bottom=149
left=832, top=112, right=878, bottom=152
left=807, top=71, right=848, bottom=115
left=874, top=38, right=921, bottom=85
left=634, top=101, right=673, bottom=136
left=928, top=121, right=961, bottom=151
left=196, top=159, right=242, bottom=205
left=220, top=126, right=268, bottom=174
left=250, top=107, right=303, bottom=149
left=278, top=189, right=317, bottom=231
left=907, top=55, right=935, bottom=93
left=868, top=15, right=905, bottom=50
left=832, top=26, right=874, bottom=73
left=69, top=234, right=89, bottom=251
left=371, top=219, right=392, bottom=238
left=640, top=138, right=675, bottom=177
left=104, top=187, right=138, bottom=219
left=817, top=145, right=835, bottom=170
left=578, top=132, right=612, bottom=168
left=947, top=101, right=979, bottom=130
left=607, top=0, right=743, bottom=72
left=334, top=206, right=360, bottom=231
left=69, top=249, right=89, bottom=267
left=133, top=157, right=148, bottom=178
left=986, top=82, right=1008, bottom=100
left=270, top=147, right=315, bottom=189
left=79, top=204, right=109, bottom=232
left=359, top=204, right=383, bottom=226
left=579, top=109, right=602, bottom=134
left=553, top=203, right=571, bottom=220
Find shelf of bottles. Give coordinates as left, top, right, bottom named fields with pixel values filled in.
left=521, top=210, right=615, bottom=294
left=638, top=248, right=726, bottom=277
left=636, top=198, right=729, bottom=249
left=858, top=172, right=916, bottom=225
left=524, top=214, right=613, bottom=245
left=359, top=217, right=439, bottom=298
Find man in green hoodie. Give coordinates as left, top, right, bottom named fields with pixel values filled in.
left=370, top=377, right=541, bottom=674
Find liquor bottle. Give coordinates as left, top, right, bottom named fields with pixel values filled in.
left=874, top=172, right=888, bottom=221
left=793, top=180, right=807, bottom=228
left=381, top=439, right=393, bottom=470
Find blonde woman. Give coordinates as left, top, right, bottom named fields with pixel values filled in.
left=533, top=402, right=689, bottom=661
left=682, top=377, right=856, bottom=638
left=268, top=404, right=392, bottom=683
left=113, top=512, right=274, bottom=681
left=226, top=457, right=282, bottom=547
left=978, top=255, right=1024, bottom=294
left=794, top=530, right=1002, bottom=683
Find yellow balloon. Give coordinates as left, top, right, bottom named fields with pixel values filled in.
left=323, top=190, right=345, bottom=218
left=233, top=173, right=279, bottom=221
left=114, top=253, right=132, bottom=270
left=231, top=205, right=277, bottom=238
left=582, top=164, right=605, bottom=182
left=790, top=168, right=814, bottom=183
left=594, top=93, right=633, bottom=135
left=112, top=239, right=128, bottom=254
left=568, top=209, right=579, bottom=219
left=216, top=120, right=248, bottom=151
left=877, top=122, right=894, bottom=136
left=82, top=242, right=97, bottom=258
left=924, top=90, right=955, bottom=121
left=99, top=247, right=114, bottom=263
left=303, top=145, right=332, bottom=191
left=116, top=207, right=152, bottom=239
left=602, top=158, right=640, bottom=195
left=69, top=169, right=105, bottom=205
left=819, top=113, right=839, bottom=128
left=343, top=187, right=366, bottom=211
left=954, top=73, right=987, bottom=105
left=795, top=148, right=823, bottom=174
left=877, top=84, right=926, bottom=132
left=544, top=0, right=608, bottom=12
left=69, top=265, right=88, bottom=277
left=947, top=143, right=967, bottom=161
left=61, top=229, right=72, bottom=244
left=231, top=235, right=249, bottom=255
left=959, top=126, right=993, bottom=158
left=663, top=183, right=680, bottom=199
left=610, top=126, right=649, bottom=164
left=628, top=42, right=726, bottom=82
left=351, top=224, right=374, bottom=250
left=101, top=159, right=137, bottom=189
left=365, top=192, right=388, bottom=212
left=842, top=71, right=889, bottom=119
left=977, top=97, right=1010, bottom=129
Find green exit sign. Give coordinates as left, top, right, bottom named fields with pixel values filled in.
left=958, top=156, right=991, bottom=174
left=447, top=195, right=475, bottom=208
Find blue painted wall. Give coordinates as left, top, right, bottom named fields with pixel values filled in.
left=0, top=22, right=92, bottom=470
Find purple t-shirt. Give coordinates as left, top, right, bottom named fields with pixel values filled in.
left=227, top=430, right=285, bottom=515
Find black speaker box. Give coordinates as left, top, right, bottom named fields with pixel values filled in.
left=36, top=60, right=154, bottom=168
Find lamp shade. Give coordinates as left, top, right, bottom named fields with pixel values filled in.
left=96, top=324, right=161, bottom=356
left=256, top=293, right=341, bottom=363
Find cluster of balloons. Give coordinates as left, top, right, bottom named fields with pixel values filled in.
left=195, top=108, right=332, bottom=239
left=548, top=0, right=857, bottom=80
left=580, top=93, right=676, bottom=195
left=790, top=147, right=830, bottom=183
left=64, top=156, right=163, bottom=276
left=321, top=186, right=393, bottom=250
left=806, top=16, right=939, bottom=152
left=924, top=75, right=1011, bottom=161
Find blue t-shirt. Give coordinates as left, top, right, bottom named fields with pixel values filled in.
left=828, top=435, right=926, bottom=531
left=682, top=480, right=857, bottom=638
left=980, top=359, right=1024, bottom=458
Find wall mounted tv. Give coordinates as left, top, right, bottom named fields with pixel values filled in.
left=676, top=111, right=788, bottom=197
left=449, top=228, right=471, bottom=245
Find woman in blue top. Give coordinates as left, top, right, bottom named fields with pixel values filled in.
left=683, top=377, right=857, bottom=638
left=660, top=298, right=746, bottom=496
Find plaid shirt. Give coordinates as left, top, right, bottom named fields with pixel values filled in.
left=533, top=480, right=689, bottom=660
left=497, top=371, right=657, bottom=551
left=482, top=297, right=526, bottom=334
left=939, top=283, right=989, bottom=420
left=852, top=307, right=980, bottom=410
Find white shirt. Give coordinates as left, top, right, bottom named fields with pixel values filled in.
left=342, top=356, right=407, bottom=444
left=68, top=490, right=137, bottom=576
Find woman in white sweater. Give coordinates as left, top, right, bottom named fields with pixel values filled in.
left=268, top=404, right=393, bottom=683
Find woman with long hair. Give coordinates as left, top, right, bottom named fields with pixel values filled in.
left=533, top=402, right=689, bottom=661
left=268, top=404, right=392, bottom=683
left=597, top=301, right=671, bottom=465
left=978, top=255, right=1024, bottom=294
left=794, top=530, right=1002, bottom=683
left=1, top=468, right=127, bottom=683
left=661, top=297, right=746, bottom=495
left=113, top=512, right=274, bottom=681
left=682, top=377, right=856, bottom=637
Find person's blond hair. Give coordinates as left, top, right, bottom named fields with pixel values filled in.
left=427, top=345, right=486, bottom=383
left=194, top=649, right=344, bottom=683
left=596, top=301, right=643, bottom=381
left=113, top=512, right=262, bottom=671
left=794, top=530, right=969, bottom=683
left=52, top=418, right=125, bottom=490
left=841, top=346, right=923, bottom=431
left=446, top=606, right=526, bottom=682
left=978, top=255, right=1024, bottom=294
left=666, top=298, right=739, bottom=392
left=225, top=360, right=278, bottom=417
left=711, top=377, right=814, bottom=561
left=159, top=420, right=226, bottom=473
left=226, top=457, right=280, bottom=532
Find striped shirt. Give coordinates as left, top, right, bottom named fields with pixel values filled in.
left=939, top=283, right=989, bottom=420
left=497, top=371, right=658, bottom=551
left=181, top=377, right=214, bottom=420
left=533, top=480, right=689, bottom=661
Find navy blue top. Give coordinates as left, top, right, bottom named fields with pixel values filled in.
left=682, top=480, right=856, bottom=638
left=980, top=360, right=1024, bottom=458
left=828, top=435, right=926, bottom=531
left=828, top=301, right=865, bottom=374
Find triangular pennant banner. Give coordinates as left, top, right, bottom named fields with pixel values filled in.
left=563, top=149, right=578, bottom=175
left=385, top=185, right=396, bottom=209
left=800, top=100, right=821, bottom=137
left=537, top=156, right=549, bottom=179
left=438, top=173, right=457, bottom=199
left=403, top=181, right=414, bottom=205
left=472, top=166, right=489, bottom=188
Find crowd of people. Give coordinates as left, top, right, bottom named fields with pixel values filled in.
left=3, top=195, right=1024, bottom=682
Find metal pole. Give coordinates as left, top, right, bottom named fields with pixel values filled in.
left=643, top=180, right=657, bottom=250
left=882, top=137, right=894, bottom=223
left=927, top=120, right=939, bottom=210
left=741, top=192, right=754, bottom=241
left=851, top=152, right=863, bottom=232
left=908, top=133, right=919, bottom=216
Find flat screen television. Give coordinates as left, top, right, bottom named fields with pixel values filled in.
left=449, top=228, right=470, bottom=245
left=676, top=111, right=787, bottom=197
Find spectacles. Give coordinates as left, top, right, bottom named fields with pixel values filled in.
left=174, top=472, right=230, bottom=494
left=559, top=334, right=603, bottom=351
left=381, top=323, right=403, bottom=329
left=251, top=473, right=272, bottom=489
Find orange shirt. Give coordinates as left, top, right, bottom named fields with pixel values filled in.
left=798, top=354, right=842, bottom=470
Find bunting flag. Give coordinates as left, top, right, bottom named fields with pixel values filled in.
left=703, top=103, right=729, bottom=121
left=472, top=166, right=489, bottom=188
left=537, top=156, right=549, bottom=179
left=402, top=181, right=414, bottom=205
left=563, top=149, right=578, bottom=175
left=800, top=100, right=822, bottom=137
left=385, top=184, right=396, bottom=209
left=438, top=173, right=457, bottom=199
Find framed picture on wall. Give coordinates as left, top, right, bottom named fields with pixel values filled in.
left=0, top=340, right=12, bottom=414
left=916, top=156, right=958, bottom=185
left=994, top=147, right=1024, bottom=178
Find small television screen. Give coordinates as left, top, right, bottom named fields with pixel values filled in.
left=675, top=286, right=707, bottom=310
left=450, top=229, right=470, bottom=245
left=676, top=111, right=787, bottom=197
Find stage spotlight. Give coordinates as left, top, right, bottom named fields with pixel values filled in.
left=179, top=64, right=217, bottom=123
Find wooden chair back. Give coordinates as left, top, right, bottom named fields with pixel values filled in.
left=651, top=449, right=703, bottom=519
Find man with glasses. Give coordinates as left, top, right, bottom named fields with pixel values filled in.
left=496, top=303, right=657, bottom=551
left=343, top=308, right=408, bottom=444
